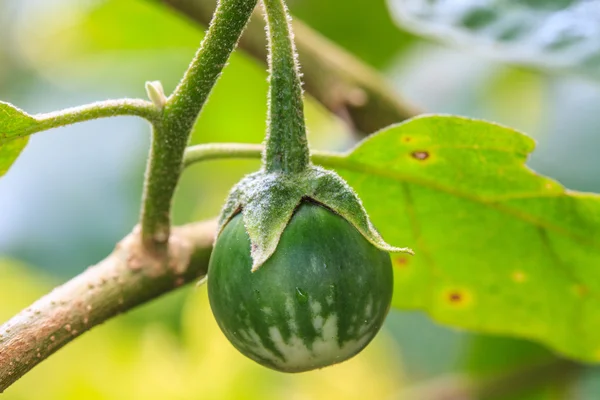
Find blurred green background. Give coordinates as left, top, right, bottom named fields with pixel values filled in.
left=2, top=0, right=600, bottom=398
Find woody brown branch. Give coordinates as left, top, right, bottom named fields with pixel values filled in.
left=0, top=220, right=217, bottom=393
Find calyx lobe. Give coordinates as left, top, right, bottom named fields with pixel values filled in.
left=217, top=165, right=413, bottom=272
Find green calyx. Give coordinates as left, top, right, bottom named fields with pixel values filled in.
left=217, top=166, right=413, bottom=272
left=214, top=0, right=412, bottom=271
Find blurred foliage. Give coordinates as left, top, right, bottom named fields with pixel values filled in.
left=387, top=0, right=600, bottom=80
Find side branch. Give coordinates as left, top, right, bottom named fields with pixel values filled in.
left=156, top=0, right=420, bottom=136
left=0, top=220, right=217, bottom=393
left=35, top=98, right=159, bottom=128
left=1, top=99, right=158, bottom=145
left=183, top=142, right=340, bottom=169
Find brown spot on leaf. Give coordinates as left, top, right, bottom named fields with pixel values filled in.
left=402, top=136, right=411, bottom=143
left=393, top=257, right=409, bottom=268
left=411, top=150, right=429, bottom=160
left=448, top=291, right=462, bottom=303
left=443, top=288, right=474, bottom=308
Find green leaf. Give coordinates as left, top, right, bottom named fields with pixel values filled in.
left=0, top=101, right=38, bottom=142
left=0, top=101, right=39, bottom=177
left=0, top=138, right=29, bottom=177
left=387, top=0, right=600, bottom=79
left=326, top=115, right=600, bottom=363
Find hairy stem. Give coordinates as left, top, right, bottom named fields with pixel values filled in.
left=34, top=99, right=159, bottom=128
left=0, top=220, right=216, bottom=393
left=262, top=0, right=309, bottom=173
left=0, top=99, right=158, bottom=144
left=184, top=142, right=337, bottom=168
left=139, top=0, right=258, bottom=254
left=182, top=143, right=263, bottom=168
left=155, top=0, right=420, bottom=136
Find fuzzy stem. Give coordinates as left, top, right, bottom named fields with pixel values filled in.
left=0, top=99, right=158, bottom=145
left=34, top=99, right=159, bottom=128
left=183, top=143, right=263, bottom=168
left=139, top=0, right=258, bottom=254
left=183, top=142, right=337, bottom=168
left=262, top=0, right=310, bottom=174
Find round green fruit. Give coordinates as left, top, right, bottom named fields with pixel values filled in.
left=207, top=201, right=393, bottom=372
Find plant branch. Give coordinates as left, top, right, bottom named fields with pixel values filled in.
left=0, top=219, right=217, bottom=393
left=138, top=0, right=258, bottom=254
left=34, top=98, right=160, bottom=128
left=154, top=0, right=420, bottom=136
left=182, top=143, right=263, bottom=168
left=183, top=142, right=339, bottom=168
left=0, top=99, right=159, bottom=144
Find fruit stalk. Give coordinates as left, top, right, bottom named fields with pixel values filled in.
left=262, top=0, right=310, bottom=174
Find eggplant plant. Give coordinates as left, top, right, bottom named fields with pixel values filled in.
left=0, top=0, right=599, bottom=397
